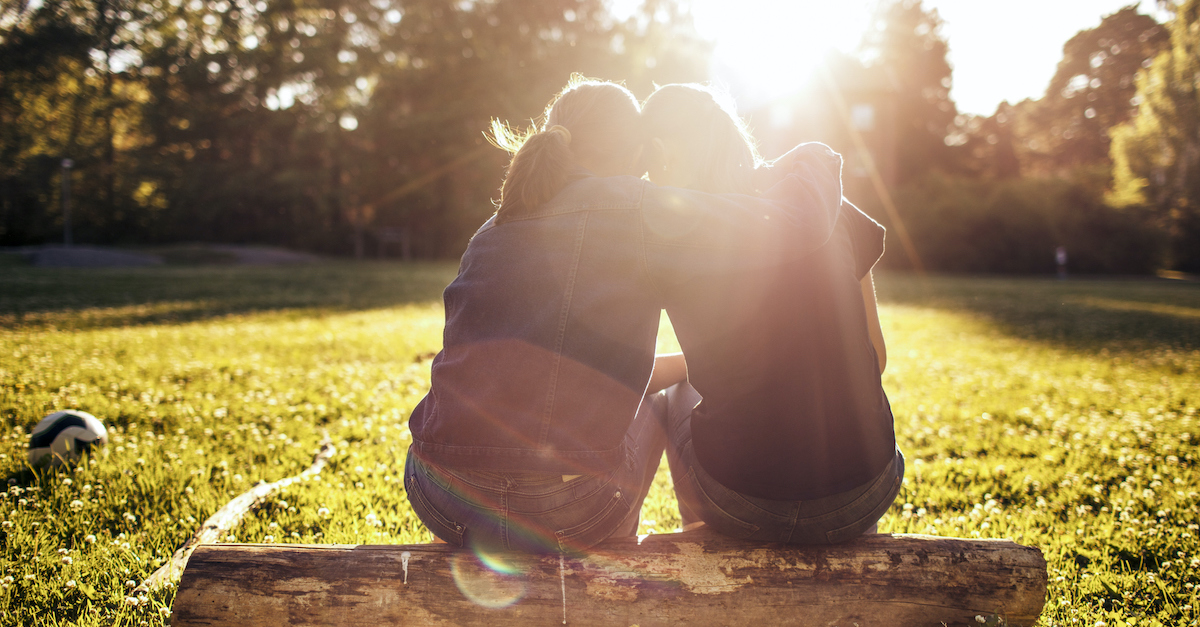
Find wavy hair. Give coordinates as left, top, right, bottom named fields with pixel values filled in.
left=489, top=76, right=642, bottom=222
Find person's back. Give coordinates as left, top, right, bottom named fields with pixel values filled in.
left=641, top=83, right=902, bottom=543
left=674, top=204, right=895, bottom=501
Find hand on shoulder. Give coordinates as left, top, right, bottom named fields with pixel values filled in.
left=754, top=142, right=842, bottom=194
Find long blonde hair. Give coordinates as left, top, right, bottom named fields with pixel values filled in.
left=641, top=83, right=762, bottom=195
left=489, top=76, right=642, bottom=222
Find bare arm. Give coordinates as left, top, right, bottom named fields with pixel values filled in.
left=647, top=352, right=688, bottom=394
left=861, top=272, right=886, bottom=373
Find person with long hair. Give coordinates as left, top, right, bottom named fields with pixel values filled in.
left=404, top=76, right=844, bottom=554
left=640, top=83, right=902, bottom=544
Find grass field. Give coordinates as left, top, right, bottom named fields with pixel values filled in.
left=1, top=263, right=1198, bottom=626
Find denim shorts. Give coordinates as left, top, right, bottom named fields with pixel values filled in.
left=404, top=398, right=666, bottom=555
left=654, top=381, right=905, bottom=545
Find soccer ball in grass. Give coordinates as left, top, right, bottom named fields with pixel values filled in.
left=27, top=410, right=108, bottom=467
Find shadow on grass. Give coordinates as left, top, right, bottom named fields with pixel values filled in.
left=876, top=273, right=1200, bottom=353
left=6, top=265, right=1199, bottom=355
left=0, top=262, right=460, bottom=330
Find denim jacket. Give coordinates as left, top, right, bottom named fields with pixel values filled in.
left=409, top=143, right=843, bottom=474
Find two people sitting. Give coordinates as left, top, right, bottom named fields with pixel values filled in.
left=404, top=76, right=902, bottom=554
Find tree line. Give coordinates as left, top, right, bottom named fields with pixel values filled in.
left=748, top=1, right=1194, bottom=274
left=3, top=0, right=1200, bottom=272
left=1, top=0, right=708, bottom=257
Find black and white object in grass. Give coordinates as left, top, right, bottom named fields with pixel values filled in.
left=27, top=410, right=108, bottom=467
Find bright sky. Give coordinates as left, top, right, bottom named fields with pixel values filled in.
left=639, top=0, right=1168, bottom=116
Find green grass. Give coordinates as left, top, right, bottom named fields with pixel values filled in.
left=1, top=264, right=1197, bottom=626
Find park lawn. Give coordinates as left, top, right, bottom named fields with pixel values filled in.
left=0, top=264, right=1198, bottom=627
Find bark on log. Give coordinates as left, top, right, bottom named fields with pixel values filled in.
left=173, top=529, right=1046, bottom=627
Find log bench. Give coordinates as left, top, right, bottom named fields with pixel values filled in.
left=173, top=529, right=1046, bottom=626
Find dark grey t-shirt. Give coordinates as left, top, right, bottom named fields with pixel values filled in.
left=666, top=201, right=894, bottom=501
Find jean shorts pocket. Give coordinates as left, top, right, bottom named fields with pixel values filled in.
left=823, top=474, right=902, bottom=545
left=554, top=488, right=630, bottom=552
left=685, top=469, right=760, bottom=537
left=407, top=473, right=466, bottom=547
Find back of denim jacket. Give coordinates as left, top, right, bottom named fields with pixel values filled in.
left=409, top=176, right=663, bottom=475
left=409, top=144, right=843, bottom=475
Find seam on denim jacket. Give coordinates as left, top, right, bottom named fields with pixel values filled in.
left=635, top=182, right=667, bottom=305
left=538, top=211, right=589, bottom=449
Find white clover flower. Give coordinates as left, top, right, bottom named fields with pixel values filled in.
left=64, top=580, right=76, bottom=588
left=268, top=522, right=279, bottom=529
left=125, top=580, right=137, bottom=587
left=61, top=556, right=73, bottom=565
left=84, top=534, right=96, bottom=544
left=58, top=548, right=69, bottom=555
left=159, top=608, right=171, bottom=618
left=24, top=574, right=35, bottom=581
left=976, top=616, right=986, bottom=624
left=263, top=535, right=275, bottom=543
left=124, top=597, right=139, bottom=607
left=123, top=512, right=137, bottom=523
left=1, top=576, right=12, bottom=584
left=225, top=534, right=236, bottom=542
left=1, top=521, right=11, bottom=529
left=70, top=500, right=84, bottom=511
left=317, top=507, right=331, bottom=517
left=62, top=478, right=72, bottom=486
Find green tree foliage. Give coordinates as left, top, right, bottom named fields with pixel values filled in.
left=858, top=0, right=957, bottom=185
left=1024, top=6, right=1168, bottom=174
left=948, top=7, right=1165, bottom=182
left=894, top=4, right=1171, bottom=274
left=951, top=102, right=1022, bottom=180
left=1110, top=0, right=1200, bottom=270
left=886, top=170, right=1162, bottom=273
left=0, top=0, right=708, bottom=255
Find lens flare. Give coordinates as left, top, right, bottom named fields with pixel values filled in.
left=449, top=549, right=530, bottom=608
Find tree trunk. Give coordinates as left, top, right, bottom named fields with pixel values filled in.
left=173, top=530, right=1046, bottom=627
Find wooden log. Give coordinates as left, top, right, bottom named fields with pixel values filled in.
left=173, top=529, right=1046, bottom=627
